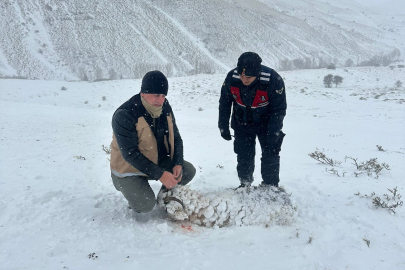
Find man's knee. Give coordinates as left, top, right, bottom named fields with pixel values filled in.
left=124, top=187, right=156, bottom=213
left=185, top=161, right=196, bottom=179
left=129, top=197, right=156, bottom=213
left=113, top=175, right=156, bottom=213
left=181, top=161, right=196, bottom=186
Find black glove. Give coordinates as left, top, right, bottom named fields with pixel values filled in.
left=220, top=128, right=232, bottom=141
left=268, top=131, right=285, bottom=153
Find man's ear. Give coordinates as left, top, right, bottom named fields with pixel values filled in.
left=141, top=93, right=144, bottom=98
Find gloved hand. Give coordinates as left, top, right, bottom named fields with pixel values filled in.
left=268, top=131, right=285, bottom=153
left=220, top=128, right=232, bottom=141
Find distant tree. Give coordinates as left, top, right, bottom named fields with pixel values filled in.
left=279, top=59, right=293, bottom=71
left=304, top=57, right=313, bottom=69
left=45, top=4, right=53, bottom=11
left=323, top=74, right=333, bottom=88
left=333, top=75, right=343, bottom=87
left=194, top=57, right=199, bottom=75
left=95, top=66, right=103, bottom=81
left=108, top=68, right=117, bottom=80
left=395, top=80, right=403, bottom=88
left=345, top=59, right=354, bottom=67
left=326, top=63, right=336, bottom=70
left=293, top=58, right=305, bottom=69
left=390, top=48, right=401, bottom=60
left=165, top=63, right=173, bottom=77
left=78, top=66, right=88, bottom=81
left=318, top=57, right=327, bottom=68
left=200, top=61, right=213, bottom=74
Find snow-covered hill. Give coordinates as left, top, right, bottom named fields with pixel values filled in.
left=0, top=65, right=404, bottom=269
left=0, top=0, right=404, bottom=80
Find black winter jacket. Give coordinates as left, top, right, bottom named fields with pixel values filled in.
left=111, top=94, right=183, bottom=179
left=219, top=65, right=287, bottom=138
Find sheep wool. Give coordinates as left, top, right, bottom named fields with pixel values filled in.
left=157, top=185, right=297, bottom=228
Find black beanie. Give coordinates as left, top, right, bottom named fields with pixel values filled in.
left=237, top=52, right=262, bottom=77
left=141, top=70, right=168, bottom=95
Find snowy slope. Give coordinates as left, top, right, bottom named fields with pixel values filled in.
left=0, top=65, right=404, bottom=269
left=0, top=0, right=404, bottom=80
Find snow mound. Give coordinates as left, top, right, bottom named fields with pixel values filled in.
left=157, top=185, right=297, bottom=227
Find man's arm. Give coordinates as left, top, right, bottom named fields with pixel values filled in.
left=171, top=111, right=184, bottom=167
left=267, top=71, right=287, bottom=139
left=112, top=109, right=165, bottom=179
left=163, top=104, right=184, bottom=185
left=218, top=73, right=234, bottom=132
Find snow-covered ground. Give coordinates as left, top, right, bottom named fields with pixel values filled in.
left=0, top=66, right=404, bottom=269
left=1, top=0, right=404, bottom=80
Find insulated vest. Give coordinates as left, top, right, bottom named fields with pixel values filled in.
left=230, top=67, right=272, bottom=124
left=110, top=111, right=175, bottom=178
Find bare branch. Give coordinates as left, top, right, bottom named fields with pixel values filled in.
left=371, top=187, right=403, bottom=214
left=376, top=145, right=386, bottom=152
left=363, top=238, right=370, bottom=247
left=102, top=144, right=111, bottom=154
left=309, top=149, right=341, bottom=167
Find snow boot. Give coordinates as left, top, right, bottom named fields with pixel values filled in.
left=237, top=182, right=251, bottom=188
left=236, top=176, right=254, bottom=189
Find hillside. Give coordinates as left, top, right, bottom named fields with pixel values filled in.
left=0, top=0, right=404, bottom=80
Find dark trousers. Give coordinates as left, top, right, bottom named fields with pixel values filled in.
left=234, top=125, right=284, bottom=186
left=111, top=157, right=196, bottom=213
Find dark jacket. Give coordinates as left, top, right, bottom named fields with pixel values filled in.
left=110, top=94, right=183, bottom=179
left=219, top=65, right=287, bottom=137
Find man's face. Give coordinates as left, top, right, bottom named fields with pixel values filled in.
left=239, top=74, right=257, bottom=86
left=141, top=93, right=166, bottom=107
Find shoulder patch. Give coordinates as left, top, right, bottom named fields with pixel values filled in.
left=276, top=87, right=284, bottom=94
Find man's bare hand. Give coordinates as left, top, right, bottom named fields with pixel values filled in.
left=159, top=171, right=179, bottom=189
left=172, top=165, right=183, bottom=182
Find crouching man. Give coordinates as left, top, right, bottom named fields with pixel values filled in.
left=110, top=70, right=196, bottom=213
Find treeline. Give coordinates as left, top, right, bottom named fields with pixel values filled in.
left=278, top=49, right=401, bottom=71
left=73, top=59, right=215, bottom=82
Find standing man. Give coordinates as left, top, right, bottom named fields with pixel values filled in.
left=219, top=52, right=287, bottom=188
left=110, top=70, right=196, bottom=213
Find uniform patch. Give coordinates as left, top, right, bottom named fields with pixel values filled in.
left=232, top=94, right=237, bottom=99
left=261, top=96, right=266, bottom=101
left=276, top=87, right=284, bottom=94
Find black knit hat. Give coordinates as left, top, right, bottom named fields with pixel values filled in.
left=141, top=70, right=168, bottom=95
left=237, top=52, right=262, bottom=76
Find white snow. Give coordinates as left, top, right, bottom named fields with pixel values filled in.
left=0, top=66, right=405, bottom=269
left=1, top=0, right=404, bottom=80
